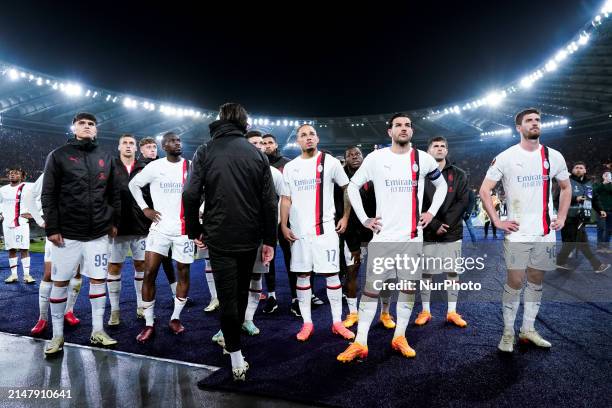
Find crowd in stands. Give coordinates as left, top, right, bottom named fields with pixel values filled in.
left=0, top=125, right=609, bottom=189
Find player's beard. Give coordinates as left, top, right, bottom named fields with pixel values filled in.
left=524, top=128, right=540, bottom=140
left=304, top=147, right=316, bottom=154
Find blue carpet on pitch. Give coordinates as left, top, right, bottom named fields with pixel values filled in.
left=0, top=228, right=610, bottom=408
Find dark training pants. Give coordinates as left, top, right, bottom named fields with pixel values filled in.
left=209, top=248, right=258, bottom=353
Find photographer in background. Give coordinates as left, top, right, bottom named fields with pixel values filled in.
left=556, top=162, right=610, bottom=273
left=594, top=170, right=612, bottom=253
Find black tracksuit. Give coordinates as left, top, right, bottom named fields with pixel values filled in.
left=183, top=120, right=277, bottom=353
left=113, top=157, right=150, bottom=236
left=423, top=162, right=469, bottom=243
left=42, top=138, right=120, bottom=241
left=557, top=174, right=602, bottom=269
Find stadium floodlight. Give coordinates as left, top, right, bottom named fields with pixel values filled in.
left=578, top=33, right=589, bottom=45
left=123, top=97, right=137, bottom=108
left=112, top=96, right=118, bottom=103
left=52, top=82, right=59, bottom=90
left=28, top=74, right=34, bottom=80
left=276, top=120, right=281, bottom=126
left=36, top=77, right=43, bottom=86
left=264, top=118, right=269, bottom=126
left=106, top=95, right=111, bottom=101
left=520, top=76, right=533, bottom=89
left=603, top=0, right=612, bottom=13
left=283, top=119, right=288, bottom=126
left=555, top=49, right=568, bottom=62
left=485, top=91, right=504, bottom=107
left=8, top=69, right=19, bottom=80
left=545, top=60, right=558, bottom=72
left=85, top=90, right=91, bottom=97
left=20, top=72, right=26, bottom=78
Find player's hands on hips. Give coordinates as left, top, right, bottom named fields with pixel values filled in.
left=419, top=212, right=434, bottom=228
left=336, top=216, right=349, bottom=234
left=494, top=219, right=520, bottom=232
left=108, top=226, right=118, bottom=238
left=261, top=244, right=275, bottom=266
left=436, top=223, right=449, bottom=235
left=600, top=211, right=607, bottom=219
left=143, top=208, right=162, bottom=223
left=350, top=249, right=361, bottom=264
left=282, top=225, right=297, bottom=242
left=551, top=217, right=566, bottom=231
left=49, top=233, right=64, bottom=247
left=363, top=217, right=382, bottom=233
left=194, top=234, right=207, bottom=249
left=21, top=213, right=32, bottom=219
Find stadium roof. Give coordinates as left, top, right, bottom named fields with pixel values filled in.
left=1, top=4, right=612, bottom=154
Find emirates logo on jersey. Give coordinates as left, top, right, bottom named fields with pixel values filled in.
left=98, top=159, right=105, bottom=167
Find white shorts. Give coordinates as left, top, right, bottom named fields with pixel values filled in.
left=423, top=240, right=463, bottom=275
left=291, top=232, right=340, bottom=274
left=364, top=240, right=423, bottom=294
left=51, top=236, right=110, bottom=281
left=44, top=238, right=53, bottom=262
left=110, top=235, right=146, bottom=263
left=3, top=223, right=29, bottom=250
left=145, top=230, right=194, bottom=264
left=504, top=232, right=556, bottom=271
left=252, top=243, right=270, bottom=274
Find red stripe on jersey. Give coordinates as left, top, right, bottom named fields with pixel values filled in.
left=89, top=293, right=106, bottom=299
left=326, top=284, right=342, bottom=290
left=410, top=149, right=418, bottom=239
left=13, top=183, right=25, bottom=227
left=49, top=297, right=67, bottom=304
left=180, top=159, right=188, bottom=235
left=540, top=146, right=550, bottom=235
left=315, top=153, right=324, bottom=236
left=296, top=285, right=312, bottom=290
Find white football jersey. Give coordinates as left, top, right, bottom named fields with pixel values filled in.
left=283, top=152, right=349, bottom=238
left=0, top=182, right=31, bottom=228
left=486, top=143, right=569, bottom=241
left=350, top=147, right=441, bottom=242
left=129, top=157, right=189, bottom=236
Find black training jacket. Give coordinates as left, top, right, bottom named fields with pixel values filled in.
left=113, top=157, right=150, bottom=236
left=183, top=120, right=277, bottom=253
left=423, top=162, right=469, bottom=242
left=42, top=138, right=120, bottom=241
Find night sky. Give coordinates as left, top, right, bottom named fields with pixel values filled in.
left=0, top=1, right=602, bottom=117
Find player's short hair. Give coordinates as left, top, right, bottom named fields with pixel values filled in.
left=428, top=136, right=448, bottom=148
left=119, top=133, right=136, bottom=143
left=296, top=123, right=315, bottom=135
left=161, top=132, right=177, bottom=144
left=246, top=130, right=263, bottom=139
left=72, top=112, right=97, bottom=124
left=139, top=137, right=156, bottom=147
left=262, top=133, right=277, bottom=141
left=514, top=108, right=541, bottom=125
left=219, top=102, right=248, bottom=130
left=387, top=112, right=412, bottom=129
left=573, top=161, right=587, bottom=169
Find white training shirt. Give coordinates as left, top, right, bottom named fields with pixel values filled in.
left=283, top=152, right=349, bottom=238
left=485, top=143, right=569, bottom=241
left=0, top=182, right=31, bottom=228
left=349, top=147, right=447, bottom=242
left=129, top=157, right=189, bottom=236
left=20, top=174, right=45, bottom=228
